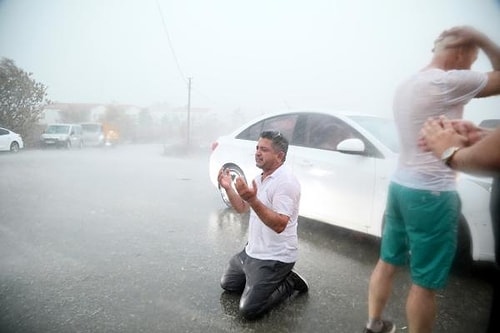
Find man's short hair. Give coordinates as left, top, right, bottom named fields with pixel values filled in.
left=260, top=130, right=289, bottom=161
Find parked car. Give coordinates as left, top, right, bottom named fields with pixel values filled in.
left=0, top=126, right=24, bottom=152
left=209, top=110, right=495, bottom=263
left=40, top=123, right=83, bottom=149
left=81, top=122, right=105, bottom=147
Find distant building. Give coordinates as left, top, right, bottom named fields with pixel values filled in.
left=40, top=103, right=142, bottom=124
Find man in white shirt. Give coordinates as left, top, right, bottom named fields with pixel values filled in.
left=218, top=130, right=308, bottom=320
left=364, top=26, right=500, bottom=333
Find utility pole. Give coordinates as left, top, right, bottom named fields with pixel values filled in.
left=187, top=77, right=192, bottom=147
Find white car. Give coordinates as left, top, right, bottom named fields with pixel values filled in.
left=0, top=126, right=24, bottom=152
left=40, top=123, right=83, bottom=149
left=209, top=110, right=495, bottom=263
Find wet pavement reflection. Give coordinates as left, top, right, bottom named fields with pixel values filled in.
left=0, top=145, right=494, bottom=332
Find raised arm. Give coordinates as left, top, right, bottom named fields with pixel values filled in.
left=441, top=26, right=500, bottom=97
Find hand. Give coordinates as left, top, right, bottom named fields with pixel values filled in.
left=450, top=119, right=485, bottom=145
left=235, top=178, right=257, bottom=203
left=439, top=25, right=487, bottom=47
left=217, top=168, right=233, bottom=190
left=419, top=117, right=468, bottom=158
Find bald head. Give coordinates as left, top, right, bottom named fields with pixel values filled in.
left=431, top=34, right=479, bottom=70
left=433, top=34, right=479, bottom=53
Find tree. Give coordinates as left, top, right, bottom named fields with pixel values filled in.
left=0, top=57, right=50, bottom=146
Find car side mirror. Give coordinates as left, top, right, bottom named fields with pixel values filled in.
left=337, top=138, right=365, bottom=154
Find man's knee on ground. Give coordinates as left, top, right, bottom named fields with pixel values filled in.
left=239, top=301, right=265, bottom=320
left=220, top=277, right=244, bottom=293
left=220, top=277, right=230, bottom=290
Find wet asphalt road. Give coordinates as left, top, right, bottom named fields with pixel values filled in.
left=0, top=144, right=495, bottom=332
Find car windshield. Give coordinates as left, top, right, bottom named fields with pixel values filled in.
left=81, top=124, right=102, bottom=132
left=347, top=116, right=400, bottom=153
left=46, top=125, right=70, bottom=134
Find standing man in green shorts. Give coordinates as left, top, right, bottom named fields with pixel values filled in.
left=363, top=26, right=500, bottom=333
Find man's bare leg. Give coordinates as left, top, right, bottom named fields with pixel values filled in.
left=406, top=284, right=436, bottom=333
left=367, top=259, right=397, bottom=322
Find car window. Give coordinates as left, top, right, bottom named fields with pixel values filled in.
left=82, top=124, right=103, bottom=132
left=347, top=115, right=399, bottom=153
left=294, top=114, right=356, bottom=151
left=47, top=125, right=70, bottom=134
left=236, top=114, right=298, bottom=142
left=0, top=128, right=8, bottom=135
left=290, top=113, right=384, bottom=158
left=292, top=114, right=354, bottom=149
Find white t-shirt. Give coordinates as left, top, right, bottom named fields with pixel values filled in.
left=392, top=68, right=487, bottom=191
left=245, top=165, right=301, bottom=263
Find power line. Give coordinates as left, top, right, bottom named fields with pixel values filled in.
left=156, top=0, right=187, bottom=85
left=155, top=1, right=221, bottom=109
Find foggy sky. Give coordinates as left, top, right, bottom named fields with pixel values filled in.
left=0, top=0, right=500, bottom=122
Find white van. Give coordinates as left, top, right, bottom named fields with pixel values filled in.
left=80, top=122, right=105, bottom=147
left=40, top=123, right=83, bottom=149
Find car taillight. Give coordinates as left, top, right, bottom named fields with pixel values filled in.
left=210, top=141, right=219, bottom=152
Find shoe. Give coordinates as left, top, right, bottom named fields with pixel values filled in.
left=363, top=320, right=396, bottom=333
left=289, top=270, right=309, bottom=293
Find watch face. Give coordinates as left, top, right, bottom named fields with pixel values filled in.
left=441, top=147, right=453, bottom=160
left=441, top=147, right=459, bottom=164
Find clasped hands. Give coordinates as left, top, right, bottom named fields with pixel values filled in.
left=419, top=116, right=483, bottom=157
left=218, top=168, right=257, bottom=203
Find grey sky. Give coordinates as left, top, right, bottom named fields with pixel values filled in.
left=0, top=0, right=499, bottom=122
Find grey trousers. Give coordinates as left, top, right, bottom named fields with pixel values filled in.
left=220, top=249, right=295, bottom=319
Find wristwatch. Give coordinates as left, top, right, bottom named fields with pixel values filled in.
left=440, top=146, right=461, bottom=167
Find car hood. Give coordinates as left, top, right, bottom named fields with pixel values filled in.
left=41, top=133, right=69, bottom=140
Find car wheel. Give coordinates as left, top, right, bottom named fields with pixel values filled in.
left=218, top=163, right=247, bottom=208
left=10, top=141, right=19, bottom=153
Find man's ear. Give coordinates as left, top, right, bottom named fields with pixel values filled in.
left=278, top=151, right=285, bottom=162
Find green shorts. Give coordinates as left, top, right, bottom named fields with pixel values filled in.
left=381, top=182, right=461, bottom=289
